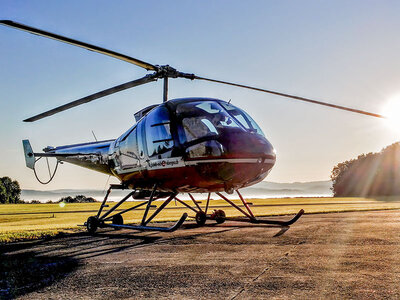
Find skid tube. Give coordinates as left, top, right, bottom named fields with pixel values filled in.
left=173, top=190, right=304, bottom=227
left=224, top=210, right=305, bottom=226
left=216, top=191, right=304, bottom=226
left=103, top=213, right=187, bottom=232
left=84, top=184, right=187, bottom=234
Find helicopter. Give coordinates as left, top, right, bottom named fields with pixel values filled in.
left=1, top=20, right=385, bottom=234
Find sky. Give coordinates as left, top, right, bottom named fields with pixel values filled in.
left=1, top=1, right=400, bottom=190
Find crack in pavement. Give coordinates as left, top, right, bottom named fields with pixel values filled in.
left=229, top=223, right=320, bottom=300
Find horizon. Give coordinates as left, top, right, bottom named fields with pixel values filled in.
left=20, top=180, right=333, bottom=202
left=20, top=179, right=332, bottom=191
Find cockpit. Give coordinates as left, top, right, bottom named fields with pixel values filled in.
left=175, top=100, right=265, bottom=144
left=170, top=99, right=268, bottom=159
left=113, top=98, right=273, bottom=171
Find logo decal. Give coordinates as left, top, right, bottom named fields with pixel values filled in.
left=148, top=158, right=182, bottom=169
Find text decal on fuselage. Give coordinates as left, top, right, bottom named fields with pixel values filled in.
left=147, top=158, right=185, bottom=170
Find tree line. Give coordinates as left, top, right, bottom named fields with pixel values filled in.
left=0, top=176, right=22, bottom=204
left=0, top=176, right=98, bottom=204
left=331, top=142, right=400, bottom=197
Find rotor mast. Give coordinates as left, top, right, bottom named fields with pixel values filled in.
left=154, top=65, right=195, bottom=103
left=163, top=77, right=168, bottom=102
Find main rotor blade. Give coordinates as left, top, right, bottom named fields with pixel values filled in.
left=24, top=74, right=158, bottom=122
left=0, top=20, right=157, bottom=71
left=194, top=76, right=385, bottom=119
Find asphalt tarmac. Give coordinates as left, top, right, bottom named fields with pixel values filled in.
left=2, top=210, right=400, bottom=299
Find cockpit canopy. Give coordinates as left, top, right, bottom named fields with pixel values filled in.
left=175, top=100, right=265, bottom=146
left=115, top=98, right=269, bottom=165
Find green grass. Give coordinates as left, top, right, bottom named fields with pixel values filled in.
left=1, top=196, right=400, bottom=243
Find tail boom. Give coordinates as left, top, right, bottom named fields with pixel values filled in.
left=22, top=139, right=115, bottom=175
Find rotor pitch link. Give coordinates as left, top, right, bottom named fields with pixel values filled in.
left=103, top=213, right=188, bottom=232
left=226, top=209, right=304, bottom=226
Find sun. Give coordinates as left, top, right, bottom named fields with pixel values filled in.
left=383, top=96, right=400, bottom=134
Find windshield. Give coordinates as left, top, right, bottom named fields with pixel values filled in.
left=219, top=102, right=265, bottom=137
left=176, top=101, right=241, bottom=144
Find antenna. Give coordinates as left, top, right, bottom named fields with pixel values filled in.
left=91, top=130, right=98, bottom=142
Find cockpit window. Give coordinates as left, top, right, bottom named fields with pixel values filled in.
left=145, top=106, right=174, bottom=157
left=220, top=102, right=265, bottom=137
left=201, top=119, right=218, bottom=134
left=176, top=101, right=240, bottom=143
left=194, top=102, right=220, bottom=114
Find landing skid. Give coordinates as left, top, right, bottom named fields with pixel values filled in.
left=83, top=184, right=304, bottom=234
left=175, top=190, right=304, bottom=228
left=226, top=209, right=304, bottom=226
left=102, top=213, right=187, bottom=232
left=84, top=184, right=187, bottom=234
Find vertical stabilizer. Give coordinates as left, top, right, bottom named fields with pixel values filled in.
left=22, top=140, right=35, bottom=169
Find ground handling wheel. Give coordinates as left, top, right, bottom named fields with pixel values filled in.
left=112, top=214, right=123, bottom=230
left=86, top=216, right=98, bottom=234
left=213, top=210, right=226, bottom=224
left=195, top=211, right=207, bottom=226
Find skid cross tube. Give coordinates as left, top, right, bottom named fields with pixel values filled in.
left=99, top=190, right=136, bottom=221
left=205, top=193, right=211, bottom=214
left=216, top=192, right=254, bottom=220
left=103, top=201, right=148, bottom=222
left=141, top=184, right=157, bottom=225
left=96, top=187, right=112, bottom=218
left=189, top=193, right=203, bottom=212
left=236, top=190, right=255, bottom=219
left=142, top=193, right=177, bottom=225
left=174, top=197, right=200, bottom=214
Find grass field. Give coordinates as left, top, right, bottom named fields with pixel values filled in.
left=1, top=196, right=400, bottom=243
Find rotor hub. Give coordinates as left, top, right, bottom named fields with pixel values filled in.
left=154, top=65, right=195, bottom=80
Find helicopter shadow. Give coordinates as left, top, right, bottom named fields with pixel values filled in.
left=0, top=230, right=162, bottom=299
left=0, top=218, right=290, bottom=299
left=182, top=221, right=290, bottom=237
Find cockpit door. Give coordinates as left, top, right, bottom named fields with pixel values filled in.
left=143, top=106, right=174, bottom=159
left=118, top=126, right=140, bottom=170
left=110, top=123, right=143, bottom=173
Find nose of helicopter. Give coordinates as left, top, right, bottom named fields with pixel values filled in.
left=220, top=131, right=276, bottom=161
left=215, top=132, right=276, bottom=191
left=245, top=134, right=276, bottom=160
left=185, top=131, right=276, bottom=193
left=238, top=134, right=276, bottom=175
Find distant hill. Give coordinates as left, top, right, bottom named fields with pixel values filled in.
left=241, top=180, right=332, bottom=198
left=21, top=180, right=332, bottom=202
left=21, top=189, right=130, bottom=203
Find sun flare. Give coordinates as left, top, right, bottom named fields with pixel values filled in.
left=383, top=96, right=400, bottom=134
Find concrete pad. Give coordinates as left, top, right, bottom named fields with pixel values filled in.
left=2, top=210, right=400, bottom=299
